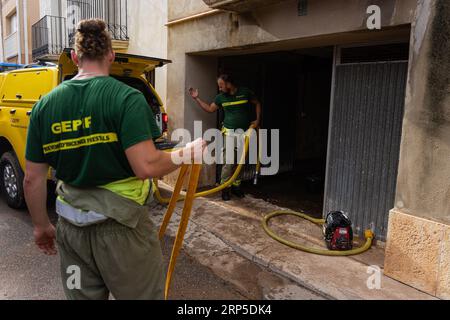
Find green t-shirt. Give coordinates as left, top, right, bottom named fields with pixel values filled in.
left=26, top=76, right=161, bottom=188
left=214, top=87, right=256, bottom=130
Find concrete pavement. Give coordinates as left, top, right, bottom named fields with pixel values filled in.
left=0, top=199, right=246, bottom=300
left=152, top=199, right=323, bottom=300
left=1, top=179, right=429, bottom=301
left=153, top=182, right=438, bottom=300
left=0, top=200, right=63, bottom=300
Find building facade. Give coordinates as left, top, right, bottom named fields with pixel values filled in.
left=0, top=0, right=168, bottom=101
left=0, top=0, right=448, bottom=300
left=33, top=0, right=130, bottom=61
left=0, top=0, right=40, bottom=64
left=6, top=0, right=169, bottom=104
left=165, top=0, right=450, bottom=299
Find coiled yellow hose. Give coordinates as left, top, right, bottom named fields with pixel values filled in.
left=158, top=126, right=375, bottom=299
left=262, top=211, right=375, bottom=256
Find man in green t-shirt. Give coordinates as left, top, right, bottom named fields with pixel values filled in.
left=189, top=74, right=262, bottom=201
left=24, top=19, right=204, bottom=300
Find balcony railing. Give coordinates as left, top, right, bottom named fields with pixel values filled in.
left=67, top=0, right=128, bottom=45
left=32, top=15, right=68, bottom=61
left=4, top=32, right=18, bottom=59
left=32, top=1, right=128, bottom=61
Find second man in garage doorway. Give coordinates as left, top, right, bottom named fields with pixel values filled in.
left=189, top=74, right=262, bottom=201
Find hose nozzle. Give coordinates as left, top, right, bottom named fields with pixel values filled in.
left=364, top=230, right=375, bottom=240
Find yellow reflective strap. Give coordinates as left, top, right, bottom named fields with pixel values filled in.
left=232, top=180, right=242, bottom=187
left=101, top=177, right=151, bottom=205
left=57, top=195, right=71, bottom=206
left=222, top=100, right=248, bottom=107
left=43, top=133, right=118, bottom=154
left=222, top=127, right=237, bottom=136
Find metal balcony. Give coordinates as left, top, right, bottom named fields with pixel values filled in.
left=32, top=16, right=68, bottom=61
left=32, top=1, right=129, bottom=61
left=202, top=0, right=290, bottom=12
left=67, top=0, right=128, bottom=46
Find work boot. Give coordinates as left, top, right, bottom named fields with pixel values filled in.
left=231, top=186, right=245, bottom=199
left=222, top=188, right=231, bottom=201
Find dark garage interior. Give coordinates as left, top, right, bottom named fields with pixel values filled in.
left=217, top=47, right=334, bottom=218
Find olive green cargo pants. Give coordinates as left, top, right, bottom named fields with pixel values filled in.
left=56, top=211, right=165, bottom=300
left=221, top=132, right=245, bottom=187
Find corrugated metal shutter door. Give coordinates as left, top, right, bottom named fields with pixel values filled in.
left=324, top=61, right=408, bottom=240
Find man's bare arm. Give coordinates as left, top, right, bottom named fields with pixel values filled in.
left=126, top=139, right=205, bottom=180
left=189, top=88, right=219, bottom=113
left=24, top=161, right=57, bottom=256
left=194, top=98, right=219, bottom=113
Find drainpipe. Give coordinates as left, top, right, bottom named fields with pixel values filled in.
left=23, top=0, right=29, bottom=64
left=16, top=0, right=22, bottom=63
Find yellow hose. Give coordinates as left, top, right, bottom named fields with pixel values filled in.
left=153, top=125, right=256, bottom=204
left=158, top=126, right=375, bottom=299
left=158, top=127, right=255, bottom=299
left=262, top=211, right=375, bottom=256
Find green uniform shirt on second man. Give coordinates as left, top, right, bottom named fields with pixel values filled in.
left=214, top=87, right=256, bottom=131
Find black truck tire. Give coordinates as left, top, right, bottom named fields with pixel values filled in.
left=0, top=152, right=26, bottom=209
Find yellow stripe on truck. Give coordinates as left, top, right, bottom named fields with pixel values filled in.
left=222, top=100, right=248, bottom=107
left=43, top=133, right=118, bottom=154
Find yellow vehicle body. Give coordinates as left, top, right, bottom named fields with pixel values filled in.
left=0, top=50, right=171, bottom=209
left=0, top=68, right=59, bottom=171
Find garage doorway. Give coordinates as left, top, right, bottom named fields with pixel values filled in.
left=324, top=43, right=409, bottom=240
left=218, top=47, right=334, bottom=218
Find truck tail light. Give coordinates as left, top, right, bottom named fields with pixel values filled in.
left=162, top=113, right=168, bottom=133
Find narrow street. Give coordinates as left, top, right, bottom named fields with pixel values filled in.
left=0, top=198, right=246, bottom=300
left=0, top=0, right=447, bottom=303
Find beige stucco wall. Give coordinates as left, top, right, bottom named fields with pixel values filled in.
left=384, top=0, right=450, bottom=299
left=168, top=0, right=210, bottom=21
left=166, top=0, right=417, bottom=186
left=168, top=0, right=416, bottom=50
left=127, top=0, right=168, bottom=106
left=394, top=0, right=450, bottom=225
left=166, top=0, right=449, bottom=299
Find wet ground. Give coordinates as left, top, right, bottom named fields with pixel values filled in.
left=0, top=198, right=245, bottom=300
left=242, top=170, right=325, bottom=219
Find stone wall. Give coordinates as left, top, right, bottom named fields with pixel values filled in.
left=385, top=0, right=450, bottom=299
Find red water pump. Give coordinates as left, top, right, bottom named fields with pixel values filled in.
left=323, top=211, right=354, bottom=251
